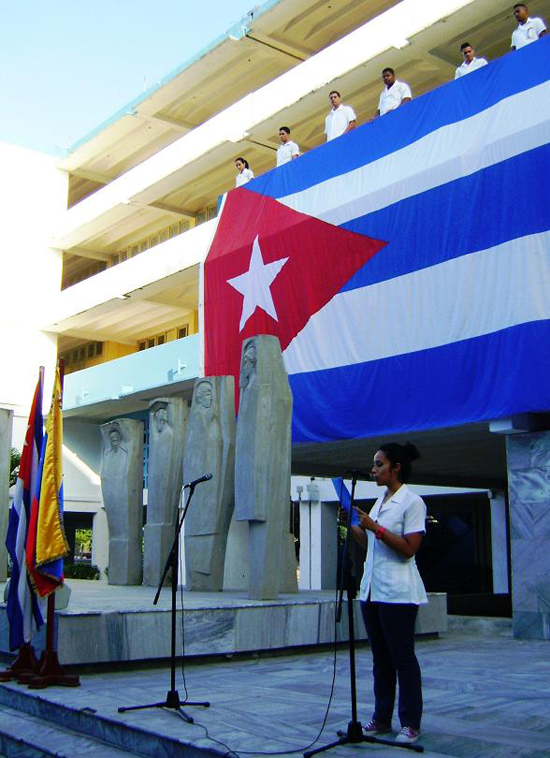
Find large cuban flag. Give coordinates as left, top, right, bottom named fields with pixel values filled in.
left=204, top=39, right=550, bottom=444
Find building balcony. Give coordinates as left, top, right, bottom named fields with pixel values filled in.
left=63, top=333, right=200, bottom=420
left=43, top=218, right=215, bottom=341
left=53, top=0, right=496, bottom=258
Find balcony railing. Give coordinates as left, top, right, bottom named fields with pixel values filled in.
left=63, top=334, right=200, bottom=412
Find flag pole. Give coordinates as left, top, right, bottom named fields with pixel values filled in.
left=27, top=360, right=79, bottom=689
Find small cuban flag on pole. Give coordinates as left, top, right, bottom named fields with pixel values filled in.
left=3, top=369, right=46, bottom=667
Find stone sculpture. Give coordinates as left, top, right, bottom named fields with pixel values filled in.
left=183, top=377, right=235, bottom=591
left=143, top=397, right=188, bottom=586
left=100, top=418, right=143, bottom=585
left=235, top=335, right=293, bottom=599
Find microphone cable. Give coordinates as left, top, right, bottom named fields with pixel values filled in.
left=175, top=521, right=345, bottom=757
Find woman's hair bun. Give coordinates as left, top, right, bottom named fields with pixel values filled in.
left=404, top=442, right=420, bottom=463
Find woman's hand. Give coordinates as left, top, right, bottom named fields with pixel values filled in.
left=355, top=506, right=424, bottom=558
left=354, top=506, right=378, bottom=533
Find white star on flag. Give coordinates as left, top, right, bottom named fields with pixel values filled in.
left=227, top=235, right=289, bottom=331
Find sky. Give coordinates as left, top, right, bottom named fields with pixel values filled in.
left=0, top=1, right=261, bottom=154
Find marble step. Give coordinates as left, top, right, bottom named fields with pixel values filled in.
left=447, top=615, right=513, bottom=636
left=0, top=684, right=222, bottom=758
left=0, top=703, right=136, bottom=757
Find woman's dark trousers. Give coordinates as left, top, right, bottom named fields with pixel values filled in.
left=361, top=600, right=422, bottom=729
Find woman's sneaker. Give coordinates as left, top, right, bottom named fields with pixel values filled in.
left=362, top=719, right=392, bottom=736
left=395, top=726, right=421, bottom=743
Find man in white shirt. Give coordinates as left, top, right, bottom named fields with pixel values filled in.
left=276, top=127, right=299, bottom=167
left=455, top=42, right=488, bottom=79
left=324, top=91, right=356, bottom=141
left=511, top=3, right=546, bottom=50
left=376, top=68, right=412, bottom=118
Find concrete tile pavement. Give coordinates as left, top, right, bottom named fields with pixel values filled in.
left=1, top=630, right=549, bottom=757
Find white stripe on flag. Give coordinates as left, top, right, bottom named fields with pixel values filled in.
left=278, top=81, right=550, bottom=225
left=283, top=230, right=550, bottom=374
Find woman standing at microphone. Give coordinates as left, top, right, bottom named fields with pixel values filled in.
left=353, top=442, right=427, bottom=744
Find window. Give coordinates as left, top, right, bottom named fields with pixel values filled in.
left=148, top=339, right=155, bottom=349
left=159, top=229, right=169, bottom=244
left=131, top=245, right=139, bottom=257
left=138, top=341, right=146, bottom=351
left=207, top=205, right=217, bottom=221
left=72, top=350, right=79, bottom=362
left=140, top=240, right=149, bottom=253
left=180, top=220, right=190, bottom=233
left=195, top=211, right=206, bottom=226
left=169, top=223, right=179, bottom=238
left=95, top=342, right=103, bottom=356
left=120, top=250, right=128, bottom=262
left=79, top=347, right=85, bottom=361
left=88, top=343, right=95, bottom=358
left=112, top=254, right=119, bottom=266
left=149, top=234, right=159, bottom=248
left=178, top=325, right=189, bottom=339
left=156, top=334, right=165, bottom=345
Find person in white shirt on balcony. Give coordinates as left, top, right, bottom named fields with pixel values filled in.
left=351, top=442, right=427, bottom=745
left=454, top=42, right=488, bottom=79
left=235, top=157, right=254, bottom=187
left=375, top=68, right=412, bottom=118
left=276, top=127, right=300, bottom=167
left=325, top=91, right=356, bottom=141
left=511, top=3, right=546, bottom=50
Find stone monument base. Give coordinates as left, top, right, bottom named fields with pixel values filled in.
left=0, top=581, right=447, bottom=666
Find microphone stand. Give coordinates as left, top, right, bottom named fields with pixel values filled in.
left=304, top=473, right=423, bottom=756
left=118, top=480, right=210, bottom=722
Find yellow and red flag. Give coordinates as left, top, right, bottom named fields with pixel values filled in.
left=26, top=365, right=69, bottom=597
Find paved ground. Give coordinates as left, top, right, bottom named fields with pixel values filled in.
left=3, top=628, right=549, bottom=757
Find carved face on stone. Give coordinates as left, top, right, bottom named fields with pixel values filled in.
left=195, top=381, right=213, bottom=409
left=240, top=342, right=257, bottom=389
left=109, top=428, right=122, bottom=450
left=154, top=406, right=169, bottom=433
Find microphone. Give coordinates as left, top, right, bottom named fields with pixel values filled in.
left=184, top=473, right=213, bottom=488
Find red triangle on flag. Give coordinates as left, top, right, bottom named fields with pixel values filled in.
left=204, top=187, right=387, bottom=383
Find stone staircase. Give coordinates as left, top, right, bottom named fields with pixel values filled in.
left=0, top=684, right=222, bottom=758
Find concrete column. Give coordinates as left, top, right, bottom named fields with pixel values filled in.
left=489, top=491, right=509, bottom=594
left=299, top=483, right=338, bottom=590
left=507, top=431, right=550, bottom=640
left=0, top=408, right=13, bottom=581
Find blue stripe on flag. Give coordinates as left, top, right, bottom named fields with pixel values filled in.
left=291, top=320, right=550, bottom=443
left=340, top=142, right=550, bottom=290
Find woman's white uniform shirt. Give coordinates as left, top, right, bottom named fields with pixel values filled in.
left=235, top=168, right=254, bottom=187
left=359, top=484, right=428, bottom=605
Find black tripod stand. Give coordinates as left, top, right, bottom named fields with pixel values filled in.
left=304, top=473, right=423, bottom=756
left=119, top=479, right=210, bottom=723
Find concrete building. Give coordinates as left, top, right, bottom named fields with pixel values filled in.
left=1, top=0, right=549, bottom=638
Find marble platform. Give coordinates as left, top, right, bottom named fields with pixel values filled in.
left=0, top=631, right=548, bottom=757
left=0, top=581, right=447, bottom=666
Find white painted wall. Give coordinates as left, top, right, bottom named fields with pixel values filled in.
left=0, top=141, right=67, bottom=450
